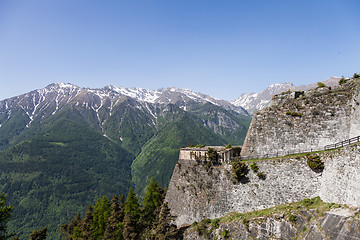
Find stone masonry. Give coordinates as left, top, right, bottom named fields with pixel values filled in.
left=166, top=143, right=360, bottom=226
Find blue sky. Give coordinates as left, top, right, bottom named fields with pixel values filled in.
left=0, top=0, right=359, bottom=101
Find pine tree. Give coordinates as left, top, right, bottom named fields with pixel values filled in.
left=118, top=194, right=125, bottom=220
left=59, top=214, right=81, bottom=240
left=0, top=193, right=13, bottom=240
left=72, top=226, right=82, bottom=240
left=80, top=205, right=93, bottom=239
left=91, top=196, right=110, bottom=240
left=123, top=188, right=141, bottom=239
left=122, top=212, right=139, bottom=240
left=124, top=188, right=140, bottom=221
left=103, top=195, right=124, bottom=240
left=141, top=178, right=164, bottom=229
left=29, top=227, right=47, bottom=240
left=155, top=202, right=177, bottom=240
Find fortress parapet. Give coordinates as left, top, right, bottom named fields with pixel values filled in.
left=179, top=146, right=241, bottom=164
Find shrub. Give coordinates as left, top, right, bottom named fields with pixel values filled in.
left=232, top=161, right=249, bottom=182
left=289, top=214, right=297, bottom=222
left=195, top=144, right=205, bottom=148
left=242, top=219, right=249, bottom=230
left=207, top=148, right=218, bottom=162
left=202, top=218, right=212, bottom=224
left=225, top=143, right=232, bottom=149
left=317, top=82, right=326, bottom=88
left=303, top=198, right=315, bottom=207
left=306, top=154, right=324, bottom=171
left=250, top=162, right=259, bottom=172
left=339, top=77, right=348, bottom=85
left=286, top=111, right=302, bottom=117
left=220, top=229, right=231, bottom=238
left=353, top=72, right=360, bottom=79
left=281, top=90, right=291, bottom=94
left=211, top=218, right=220, bottom=228
left=257, top=172, right=266, bottom=180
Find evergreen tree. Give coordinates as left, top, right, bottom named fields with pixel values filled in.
left=103, top=195, right=124, bottom=240
left=123, top=188, right=141, bottom=239
left=60, top=214, right=81, bottom=240
left=118, top=194, right=125, bottom=220
left=155, top=202, right=177, bottom=240
left=80, top=205, right=93, bottom=239
left=91, top=196, right=110, bottom=240
left=124, top=188, right=140, bottom=221
left=122, top=212, right=139, bottom=240
left=72, top=226, right=82, bottom=240
left=29, top=227, right=47, bottom=240
left=141, top=178, right=164, bottom=229
left=0, top=193, right=13, bottom=240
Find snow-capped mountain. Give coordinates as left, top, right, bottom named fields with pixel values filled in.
left=0, top=83, right=249, bottom=131
left=105, top=85, right=248, bottom=114
left=232, top=82, right=295, bottom=115
left=232, top=77, right=342, bottom=115
left=0, top=83, right=252, bottom=151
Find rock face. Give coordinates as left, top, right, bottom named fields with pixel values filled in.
left=241, top=79, right=360, bottom=158
left=165, top=140, right=360, bottom=227
left=184, top=205, right=360, bottom=240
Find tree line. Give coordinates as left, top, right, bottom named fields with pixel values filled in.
left=60, top=178, right=180, bottom=240
left=1, top=178, right=182, bottom=240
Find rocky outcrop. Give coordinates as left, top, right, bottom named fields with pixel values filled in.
left=184, top=199, right=360, bottom=240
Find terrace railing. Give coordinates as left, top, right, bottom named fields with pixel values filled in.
left=324, top=136, right=360, bottom=150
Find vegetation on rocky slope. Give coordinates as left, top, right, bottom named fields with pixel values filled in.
left=187, top=197, right=358, bottom=239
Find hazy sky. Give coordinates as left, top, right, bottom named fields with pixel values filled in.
left=0, top=0, right=359, bottom=101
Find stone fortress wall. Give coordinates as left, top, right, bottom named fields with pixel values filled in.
left=166, top=144, right=360, bottom=226
left=165, top=78, right=360, bottom=226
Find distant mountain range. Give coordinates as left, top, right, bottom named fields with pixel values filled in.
left=232, top=76, right=341, bottom=114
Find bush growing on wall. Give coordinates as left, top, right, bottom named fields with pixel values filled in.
left=257, top=172, right=266, bottom=180
left=250, top=162, right=259, bottom=172
left=207, top=148, right=218, bottom=162
left=232, top=161, right=249, bottom=182
left=306, top=154, right=324, bottom=171
left=225, top=143, right=232, bottom=149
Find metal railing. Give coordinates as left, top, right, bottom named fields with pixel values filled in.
left=324, top=136, right=360, bottom=150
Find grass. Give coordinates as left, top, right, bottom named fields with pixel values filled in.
left=219, top=197, right=342, bottom=224
left=242, top=147, right=343, bottom=163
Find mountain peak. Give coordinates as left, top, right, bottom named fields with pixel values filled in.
left=46, top=82, right=80, bottom=90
